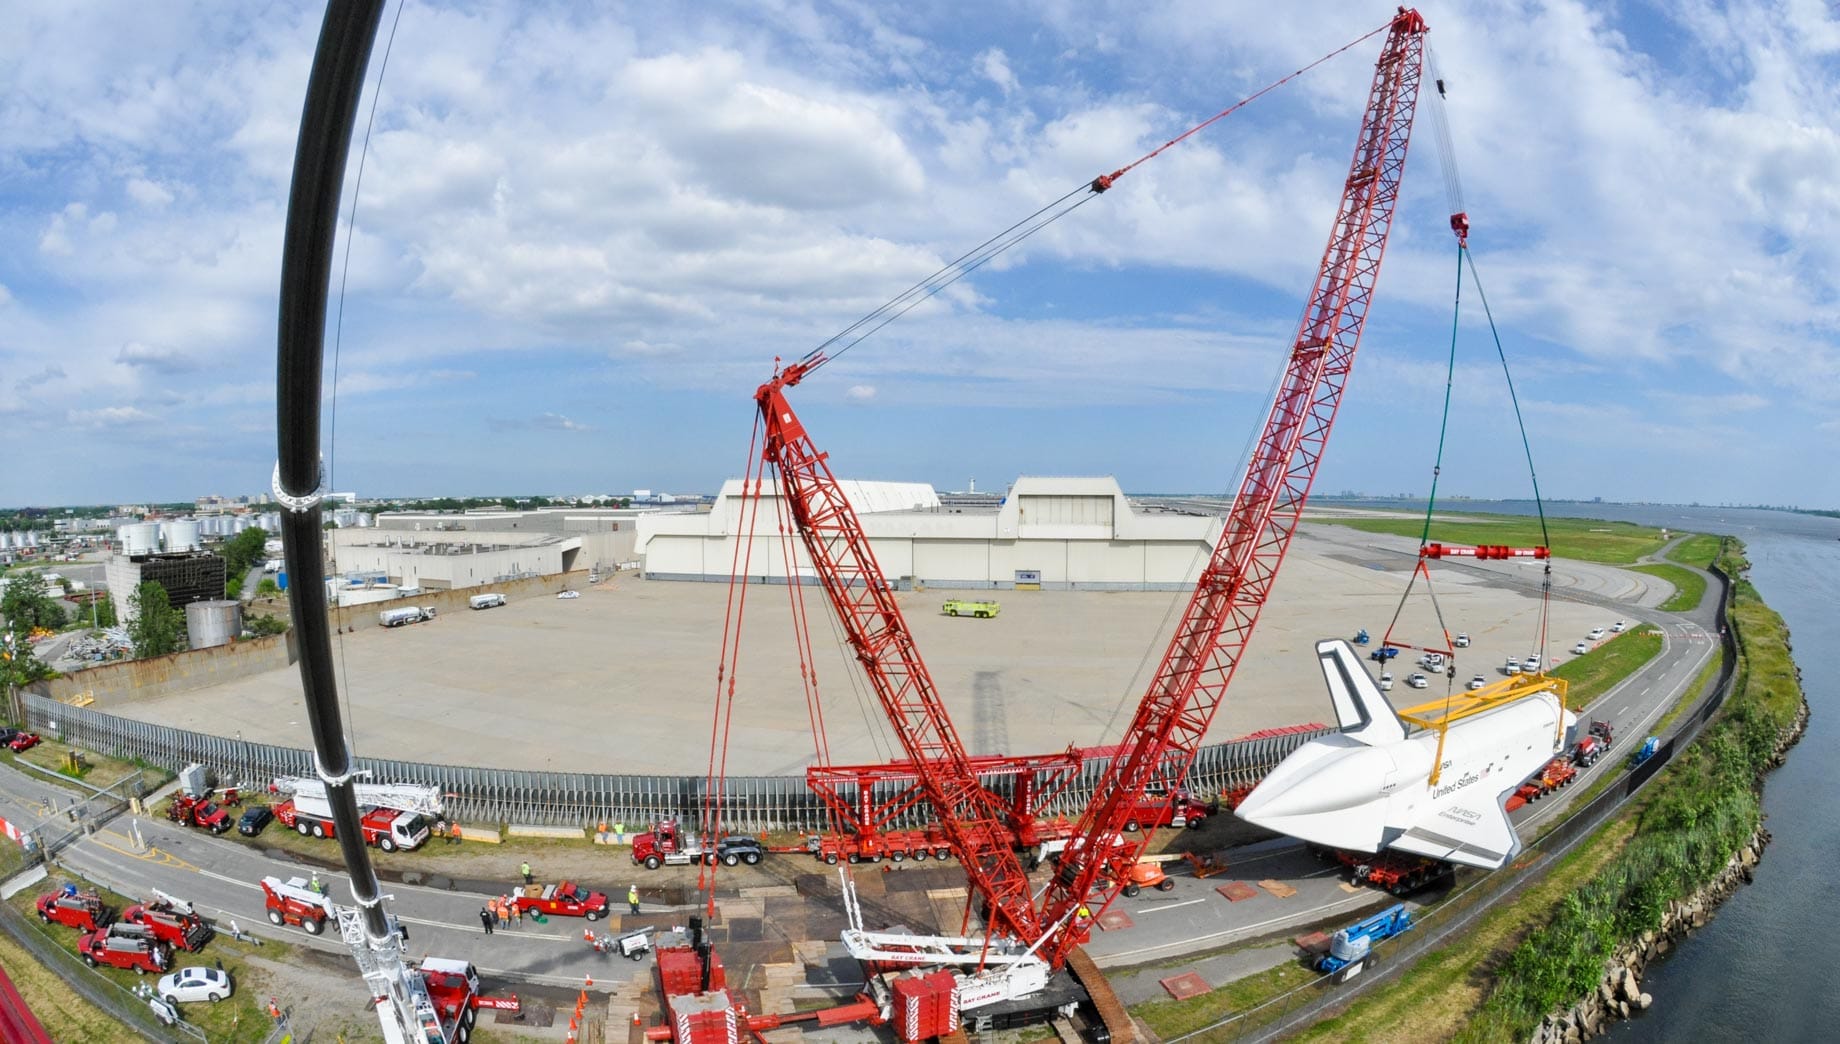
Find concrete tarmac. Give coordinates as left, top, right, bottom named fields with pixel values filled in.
left=105, top=522, right=1670, bottom=775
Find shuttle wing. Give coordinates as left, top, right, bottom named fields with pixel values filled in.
left=1387, top=785, right=1523, bottom=870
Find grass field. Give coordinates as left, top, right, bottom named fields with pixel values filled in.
left=1312, top=513, right=1667, bottom=565
left=1547, top=627, right=1664, bottom=710
left=1629, top=563, right=1706, bottom=612
left=1666, top=533, right=1722, bottom=570
left=0, top=929, right=123, bottom=1043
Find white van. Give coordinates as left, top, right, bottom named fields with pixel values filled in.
left=468, top=593, right=506, bottom=610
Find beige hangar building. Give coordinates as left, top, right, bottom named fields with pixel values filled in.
left=637, top=476, right=1222, bottom=590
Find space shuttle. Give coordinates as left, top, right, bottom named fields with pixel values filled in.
left=1234, top=639, right=1574, bottom=870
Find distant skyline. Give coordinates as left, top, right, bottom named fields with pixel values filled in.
left=3, top=2, right=1837, bottom=510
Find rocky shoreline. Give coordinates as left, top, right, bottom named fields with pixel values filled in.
left=1530, top=698, right=1810, bottom=1043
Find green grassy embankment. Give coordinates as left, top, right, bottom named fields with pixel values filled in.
left=1548, top=627, right=1664, bottom=711
left=1447, top=538, right=1798, bottom=1041
left=1628, top=563, right=1705, bottom=613
left=1665, top=534, right=1722, bottom=570
left=1312, top=513, right=1666, bottom=565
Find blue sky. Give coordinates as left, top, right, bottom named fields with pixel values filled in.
left=2, top=1, right=1837, bottom=508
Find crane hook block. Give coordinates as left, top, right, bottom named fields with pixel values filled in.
left=1450, top=212, right=1470, bottom=245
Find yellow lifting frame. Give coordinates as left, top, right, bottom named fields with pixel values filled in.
left=1396, top=674, right=1571, bottom=786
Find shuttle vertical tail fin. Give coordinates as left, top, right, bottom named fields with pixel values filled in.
left=1318, top=639, right=1406, bottom=746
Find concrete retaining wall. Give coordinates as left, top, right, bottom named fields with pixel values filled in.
left=28, top=633, right=295, bottom=706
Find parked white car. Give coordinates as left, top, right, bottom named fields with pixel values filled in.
left=158, top=966, right=233, bottom=1005
left=1611, top=620, right=1627, bottom=632
left=1468, top=675, right=1487, bottom=690
left=557, top=590, right=581, bottom=599
left=1504, top=657, right=1521, bottom=675
left=1454, top=632, right=1471, bottom=648
left=1378, top=671, right=1394, bottom=691
left=1407, top=672, right=1429, bottom=689
left=1523, top=653, right=1543, bottom=672
left=1588, top=627, right=1606, bottom=640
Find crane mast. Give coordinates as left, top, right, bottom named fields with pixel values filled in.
left=1037, top=7, right=1430, bottom=962
left=757, top=363, right=1043, bottom=944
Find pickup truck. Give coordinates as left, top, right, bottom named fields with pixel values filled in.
left=122, top=899, right=212, bottom=952
left=1121, top=789, right=1216, bottom=832
left=36, top=890, right=112, bottom=932
left=511, top=881, right=609, bottom=921
left=79, top=925, right=172, bottom=974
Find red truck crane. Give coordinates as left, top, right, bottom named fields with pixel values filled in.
left=650, top=8, right=1433, bottom=1041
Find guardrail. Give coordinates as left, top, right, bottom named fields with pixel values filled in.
left=24, top=695, right=1321, bottom=833
left=1172, top=555, right=1741, bottom=1041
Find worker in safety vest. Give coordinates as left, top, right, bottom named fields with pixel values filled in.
left=628, top=885, right=641, bottom=915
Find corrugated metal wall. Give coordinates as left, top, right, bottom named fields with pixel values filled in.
left=26, top=694, right=1321, bottom=833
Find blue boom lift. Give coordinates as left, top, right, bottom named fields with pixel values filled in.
left=1317, top=903, right=1415, bottom=973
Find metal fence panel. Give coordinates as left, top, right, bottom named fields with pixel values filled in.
left=27, top=694, right=1316, bottom=833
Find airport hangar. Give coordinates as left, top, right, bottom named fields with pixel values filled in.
left=638, top=476, right=1221, bottom=590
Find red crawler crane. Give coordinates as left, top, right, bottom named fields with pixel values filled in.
left=1039, top=10, right=1432, bottom=960
left=665, top=8, right=1436, bottom=1040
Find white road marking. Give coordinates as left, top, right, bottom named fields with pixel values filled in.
left=1619, top=707, right=1629, bottom=715
left=1138, top=898, right=1206, bottom=913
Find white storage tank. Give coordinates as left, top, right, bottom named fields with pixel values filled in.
left=0, top=531, right=14, bottom=549
left=120, top=522, right=161, bottom=555
left=185, top=599, right=244, bottom=650
left=161, top=519, right=203, bottom=553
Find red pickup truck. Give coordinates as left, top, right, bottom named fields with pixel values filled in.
left=510, top=881, right=609, bottom=921
left=79, top=925, right=172, bottom=974
left=1121, top=789, right=1216, bottom=832
left=36, top=890, right=112, bottom=932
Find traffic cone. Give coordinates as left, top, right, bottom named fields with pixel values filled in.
left=633, top=1012, right=643, bottom=1027
left=584, top=974, right=593, bottom=987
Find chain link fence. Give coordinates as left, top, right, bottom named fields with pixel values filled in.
left=25, top=694, right=1320, bottom=833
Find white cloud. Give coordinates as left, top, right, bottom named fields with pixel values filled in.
left=845, top=384, right=876, bottom=401
left=126, top=177, right=176, bottom=207
left=67, top=405, right=156, bottom=427
left=978, top=48, right=1019, bottom=95
left=116, top=341, right=198, bottom=373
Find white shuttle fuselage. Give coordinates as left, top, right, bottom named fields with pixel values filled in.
left=1235, top=639, right=1574, bottom=870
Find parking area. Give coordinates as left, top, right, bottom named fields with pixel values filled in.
left=96, top=524, right=1640, bottom=775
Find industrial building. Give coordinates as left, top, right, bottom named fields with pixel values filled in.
left=327, top=507, right=645, bottom=592
left=105, top=552, right=228, bottom=622
left=637, top=476, right=1221, bottom=590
